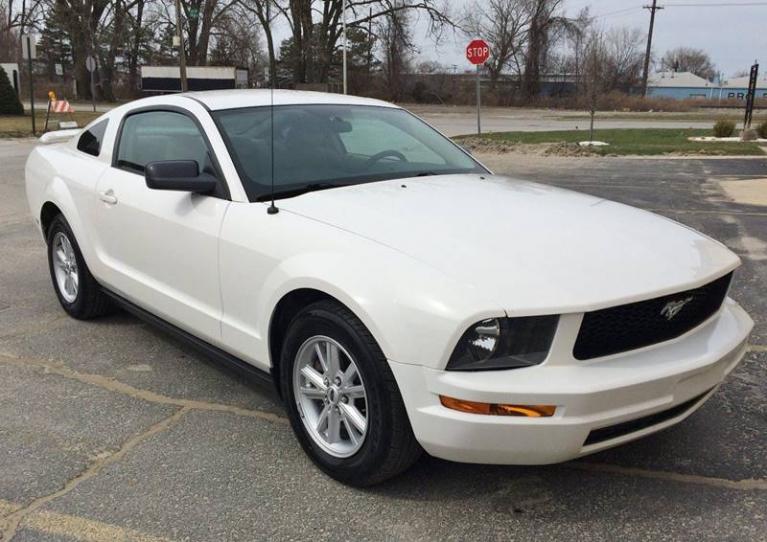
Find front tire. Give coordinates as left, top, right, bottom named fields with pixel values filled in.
left=46, top=214, right=113, bottom=319
left=280, top=300, right=422, bottom=486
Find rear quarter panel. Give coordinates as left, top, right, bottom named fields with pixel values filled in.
left=25, top=143, right=110, bottom=274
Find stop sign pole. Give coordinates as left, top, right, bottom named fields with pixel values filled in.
left=85, top=56, right=97, bottom=113
left=466, top=39, right=490, bottom=135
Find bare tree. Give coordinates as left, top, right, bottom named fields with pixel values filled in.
left=563, top=6, right=590, bottom=92
left=462, top=0, right=528, bottom=89
left=379, top=0, right=412, bottom=101
left=661, top=46, right=716, bottom=81
left=125, top=0, right=146, bottom=94
left=99, top=0, right=133, bottom=100
left=240, top=0, right=279, bottom=84
left=522, top=0, right=573, bottom=100
left=581, top=30, right=608, bottom=140
left=603, top=27, right=644, bottom=92
left=174, top=0, right=242, bottom=65
left=47, top=0, right=110, bottom=99
left=209, top=4, right=265, bottom=82
left=1, top=0, right=21, bottom=61
left=281, top=0, right=453, bottom=85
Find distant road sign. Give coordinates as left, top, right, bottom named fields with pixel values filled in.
left=466, top=39, right=490, bottom=65
left=21, top=34, right=37, bottom=60
left=86, top=56, right=97, bottom=72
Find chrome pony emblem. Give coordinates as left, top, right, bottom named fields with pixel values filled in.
left=661, top=297, right=693, bottom=321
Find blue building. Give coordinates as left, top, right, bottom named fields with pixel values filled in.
left=720, top=75, right=767, bottom=101
left=647, top=70, right=767, bottom=101
left=647, top=71, right=716, bottom=99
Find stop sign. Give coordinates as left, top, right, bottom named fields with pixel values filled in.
left=466, top=39, right=490, bottom=65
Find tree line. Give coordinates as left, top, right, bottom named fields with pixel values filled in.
left=0, top=0, right=719, bottom=103
left=463, top=0, right=718, bottom=101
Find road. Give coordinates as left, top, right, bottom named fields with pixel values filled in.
left=22, top=100, right=722, bottom=137
left=1, top=139, right=765, bottom=541
left=405, top=104, right=719, bottom=136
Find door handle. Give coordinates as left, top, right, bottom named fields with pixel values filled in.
left=99, top=190, right=118, bottom=205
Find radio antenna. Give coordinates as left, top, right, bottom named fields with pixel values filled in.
left=267, top=75, right=279, bottom=214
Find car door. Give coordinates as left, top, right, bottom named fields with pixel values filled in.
left=92, top=107, right=229, bottom=344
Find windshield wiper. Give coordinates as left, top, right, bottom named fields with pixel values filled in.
left=258, top=182, right=350, bottom=201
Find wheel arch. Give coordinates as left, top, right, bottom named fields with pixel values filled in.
left=267, top=288, right=383, bottom=398
left=39, top=178, right=102, bottom=276
left=40, top=201, right=64, bottom=238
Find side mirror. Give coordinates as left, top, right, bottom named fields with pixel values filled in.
left=145, top=160, right=217, bottom=193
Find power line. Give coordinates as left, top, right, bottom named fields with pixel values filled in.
left=592, top=6, right=645, bottom=19
left=664, top=2, right=767, bottom=5
left=594, top=0, right=767, bottom=17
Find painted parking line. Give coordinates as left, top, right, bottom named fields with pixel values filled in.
left=719, top=177, right=767, bottom=207
left=0, top=499, right=174, bottom=542
left=569, top=462, right=767, bottom=491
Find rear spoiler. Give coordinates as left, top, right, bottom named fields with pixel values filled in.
left=38, top=129, right=82, bottom=145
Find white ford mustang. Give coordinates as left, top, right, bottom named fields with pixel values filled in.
left=25, top=90, right=753, bottom=485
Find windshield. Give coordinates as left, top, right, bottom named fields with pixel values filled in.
left=212, top=104, right=486, bottom=201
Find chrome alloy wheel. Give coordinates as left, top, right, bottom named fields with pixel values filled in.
left=293, top=336, right=368, bottom=458
left=52, top=232, right=79, bottom=303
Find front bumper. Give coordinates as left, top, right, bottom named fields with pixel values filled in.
left=389, top=298, right=753, bottom=464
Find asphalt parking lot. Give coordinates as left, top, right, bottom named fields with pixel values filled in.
left=1, top=138, right=765, bottom=541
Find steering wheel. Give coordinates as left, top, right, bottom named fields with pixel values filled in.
left=363, top=150, right=408, bottom=169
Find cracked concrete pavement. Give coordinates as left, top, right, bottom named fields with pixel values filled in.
left=0, top=138, right=765, bottom=541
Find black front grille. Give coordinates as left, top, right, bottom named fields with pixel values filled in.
left=574, top=273, right=732, bottom=360
left=583, top=388, right=713, bottom=446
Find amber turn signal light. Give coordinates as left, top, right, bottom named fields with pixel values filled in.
left=439, top=395, right=556, bottom=417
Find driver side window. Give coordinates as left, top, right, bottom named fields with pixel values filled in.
left=116, top=110, right=214, bottom=175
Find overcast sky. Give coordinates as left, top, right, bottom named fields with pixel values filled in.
left=411, top=0, right=766, bottom=78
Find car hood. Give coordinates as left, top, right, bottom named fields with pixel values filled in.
left=277, top=174, right=739, bottom=315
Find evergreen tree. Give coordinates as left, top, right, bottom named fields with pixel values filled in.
left=38, top=6, right=73, bottom=79
left=0, top=65, right=24, bottom=115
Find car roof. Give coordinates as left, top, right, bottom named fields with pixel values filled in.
left=183, top=89, right=399, bottom=111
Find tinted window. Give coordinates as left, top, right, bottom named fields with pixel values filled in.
left=213, top=105, right=485, bottom=201
left=116, top=111, right=213, bottom=174
left=77, top=119, right=108, bottom=156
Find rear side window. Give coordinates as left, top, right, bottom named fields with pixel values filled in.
left=77, top=120, right=108, bottom=156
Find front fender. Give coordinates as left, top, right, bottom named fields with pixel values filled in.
left=219, top=204, right=504, bottom=370
left=265, top=250, right=504, bottom=368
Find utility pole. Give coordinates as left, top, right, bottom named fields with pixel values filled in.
left=641, top=0, right=663, bottom=97
left=367, top=7, right=373, bottom=76
left=7, top=0, right=13, bottom=43
left=175, top=0, right=188, bottom=92
left=342, top=0, right=348, bottom=94
left=21, top=0, right=35, bottom=134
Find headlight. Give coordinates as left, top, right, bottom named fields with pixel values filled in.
left=446, top=316, right=559, bottom=371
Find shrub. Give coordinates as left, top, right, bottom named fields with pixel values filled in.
left=757, top=120, right=767, bottom=139
left=0, top=66, right=24, bottom=116
left=713, top=119, right=735, bottom=138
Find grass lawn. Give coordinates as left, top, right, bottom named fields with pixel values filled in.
left=460, top=128, right=766, bottom=156
left=0, top=111, right=102, bottom=138
left=556, top=112, right=767, bottom=123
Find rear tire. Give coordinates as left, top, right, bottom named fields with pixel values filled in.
left=280, top=300, right=422, bottom=486
left=46, top=214, right=114, bottom=319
